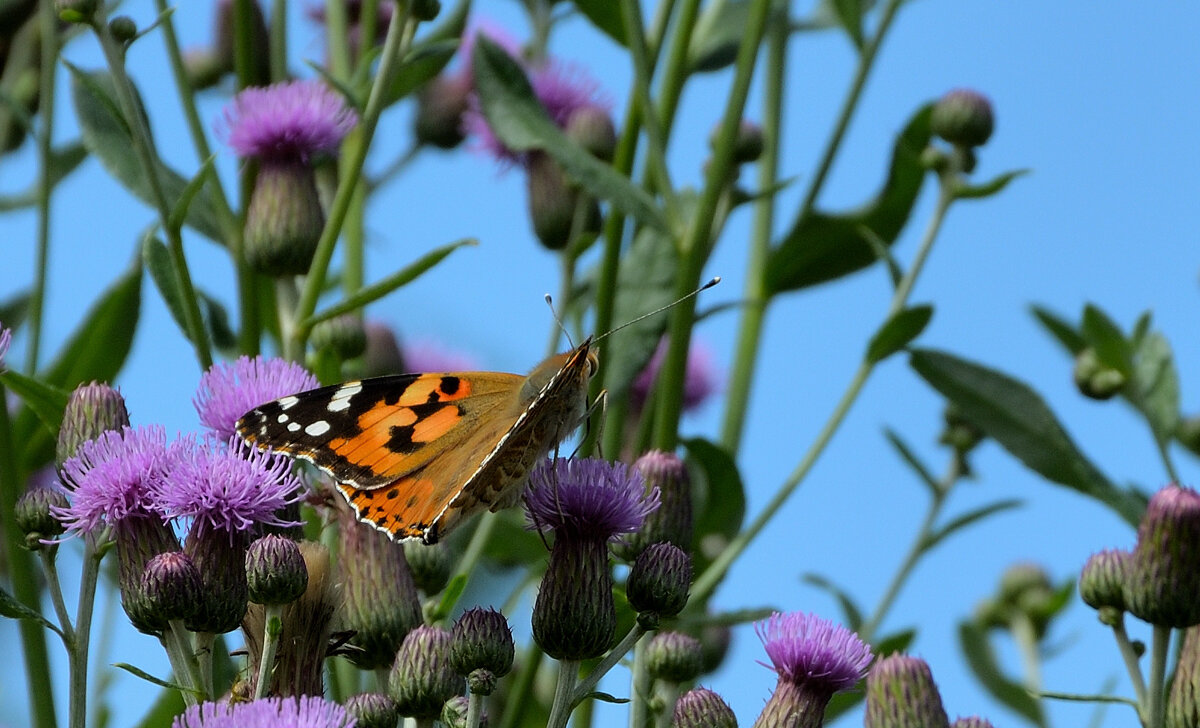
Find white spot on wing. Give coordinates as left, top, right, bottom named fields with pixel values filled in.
left=328, top=382, right=363, bottom=412
left=278, top=396, right=300, bottom=410
left=305, top=420, right=331, bottom=437
left=276, top=413, right=289, bottom=424
left=287, top=422, right=301, bottom=432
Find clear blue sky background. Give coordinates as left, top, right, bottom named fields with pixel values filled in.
left=2, top=2, right=1199, bottom=727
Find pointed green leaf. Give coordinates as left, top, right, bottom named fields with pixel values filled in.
left=386, top=40, right=459, bottom=104
left=582, top=692, right=631, bottom=705
left=1031, top=305, right=1086, bottom=355
left=684, top=438, right=746, bottom=581
left=1081, top=304, right=1132, bottom=374
left=0, top=369, right=69, bottom=434
left=429, top=574, right=469, bottom=623
left=1038, top=690, right=1138, bottom=708
left=959, top=621, right=1046, bottom=726
left=471, top=37, right=667, bottom=232
left=1126, top=330, right=1180, bottom=447
left=766, top=104, right=932, bottom=294
left=800, top=573, right=863, bottom=630
left=198, top=292, right=237, bottom=354
left=688, top=0, right=750, bottom=73
left=143, top=235, right=190, bottom=338
left=865, top=305, right=933, bottom=364
left=921, top=499, right=1023, bottom=552
left=682, top=607, right=778, bottom=628
left=883, top=429, right=941, bottom=496
left=572, top=0, right=627, bottom=45
left=0, top=291, right=30, bottom=329
left=831, top=0, right=865, bottom=49
left=113, top=663, right=203, bottom=696
left=874, top=628, right=917, bottom=656
left=953, top=169, right=1029, bottom=200
left=167, top=157, right=216, bottom=235
left=910, top=348, right=1145, bottom=526
left=0, top=586, right=60, bottom=635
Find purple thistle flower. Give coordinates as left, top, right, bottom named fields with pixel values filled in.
left=156, top=437, right=301, bottom=537
left=632, top=338, right=718, bottom=414
left=55, top=426, right=174, bottom=534
left=194, top=355, right=320, bottom=440
left=525, top=457, right=659, bottom=541
left=0, top=324, right=11, bottom=369
left=172, top=696, right=355, bottom=728
left=223, top=80, right=357, bottom=164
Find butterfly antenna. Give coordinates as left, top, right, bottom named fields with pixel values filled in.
left=544, top=293, right=577, bottom=348
left=593, top=276, right=721, bottom=345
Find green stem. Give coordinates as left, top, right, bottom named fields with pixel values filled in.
left=27, top=0, right=60, bottom=374
left=324, top=0, right=352, bottom=81
left=1110, top=615, right=1148, bottom=713
left=466, top=691, right=486, bottom=728
left=692, top=182, right=954, bottom=603
left=629, top=638, right=652, bottom=728
left=66, top=540, right=105, bottom=728
left=288, top=6, right=414, bottom=360
left=0, top=386, right=56, bottom=728
left=571, top=625, right=647, bottom=706
left=1156, top=438, right=1180, bottom=485
left=195, top=631, right=217, bottom=701
left=253, top=606, right=283, bottom=699
left=651, top=0, right=772, bottom=452
left=1146, top=625, right=1171, bottom=728
left=1011, top=613, right=1043, bottom=699
left=718, top=8, right=786, bottom=455
left=40, top=550, right=75, bottom=639
left=546, top=660, right=581, bottom=728
left=652, top=0, right=702, bottom=137
left=498, top=642, right=544, bottom=728
left=163, top=621, right=201, bottom=706
left=270, top=0, right=288, bottom=82
left=653, top=682, right=680, bottom=728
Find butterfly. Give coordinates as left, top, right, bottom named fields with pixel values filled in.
left=236, top=338, right=597, bottom=544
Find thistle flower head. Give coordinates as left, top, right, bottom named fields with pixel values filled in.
left=931, top=88, right=995, bottom=149
left=194, top=356, right=319, bottom=440
left=627, top=542, right=692, bottom=620
left=757, top=612, right=872, bottom=694
left=140, top=551, right=203, bottom=625
left=223, top=80, right=357, bottom=164
left=617, top=450, right=693, bottom=560
left=15, top=485, right=69, bottom=547
left=525, top=457, right=659, bottom=541
left=1126, top=483, right=1200, bottom=628
left=246, top=534, right=309, bottom=605
left=451, top=607, right=514, bottom=694
left=171, top=696, right=355, bottom=728
left=56, top=426, right=174, bottom=534
left=864, top=654, right=950, bottom=728
left=647, top=631, right=704, bottom=683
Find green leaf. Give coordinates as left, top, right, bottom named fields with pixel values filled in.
left=953, top=169, right=1029, bottom=200
left=582, top=692, right=631, bottom=705
left=800, top=573, right=863, bottom=630
left=1081, top=304, right=1132, bottom=374
left=572, top=0, right=627, bottom=45
left=113, top=663, right=203, bottom=696
left=386, top=40, right=459, bottom=104
left=684, top=438, right=746, bottom=581
left=0, top=369, right=69, bottom=434
left=482, top=510, right=546, bottom=567
left=143, top=235, right=190, bottom=339
left=166, top=157, right=216, bottom=235
left=688, top=0, right=750, bottom=73
left=883, top=429, right=941, bottom=496
left=131, top=687, right=186, bottom=728
left=865, top=305, right=933, bottom=364
left=198, top=292, right=237, bottom=354
left=1126, top=329, right=1180, bottom=448
left=0, top=586, right=60, bottom=635
left=959, top=621, right=1046, bottom=726
left=0, top=290, right=30, bottom=330
left=910, top=348, right=1145, bottom=526
left=680, top=607, right=777, bottom=628
left=418, top=0, right=471, bottom=45
left=429, top=574, right=468, bottom=622
left=69, top=67, right=224, bottom=244
left=1031, top=305, right=1086, bottom=355
left=471, top=37, right=667, bottom=232
left=874, top=628, right=916, bottom=656
left=766, top=104, right=932, bottom=294
left=1038, top=690, right=1138, bottom=708
left=920, top=499, right=1023, bottom=552
left=830, top=0, right=865, bottom=49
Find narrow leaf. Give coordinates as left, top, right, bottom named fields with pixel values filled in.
left=865, top=305, right=933, bottom=364
left=471, top=37, right=667, bottom=232
left=166, top=157, right=216, bottom=234
left=800, top=573, right=863, bottom=630
left=883, top=429, right=941, bottom=496
left=386, top=41, right=459, bottom=104
left=910, top=348, right=1145, bottom=526
left=767, top=104, right=932, bottom=294
left=921, top=499, right=1023, bottom=552
left=572, top=0, right=627, bottom=45
left=113, top=663, right=203, bottom=695
left=581, top=692, right=631, bottom=705
left=0, top=291, right=30, bottom=329
left=831, top=0, right=865, bottom=49
left=429, top=574, right=468, bottom=622
left=688, top=0, right=750, bottom=73
left=0, top=370, right=69, bottom=434
left=873, top=628, right=916, bottom=656
left=953, top=169, right=1028, bottom=200
left=1081, top=304, right=1132, bottom=374
left=143, top=235, right=190, bottom=340
left=0, top=587, right=60, bottom=635
left=1030, top=305, right=1086, bottom=355
left=1038, top=690, right=1138, bottom=707
left=958, top=621, right=1046, bottom=726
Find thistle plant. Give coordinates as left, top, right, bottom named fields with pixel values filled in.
left=0, top=2, right=1189, bottom=728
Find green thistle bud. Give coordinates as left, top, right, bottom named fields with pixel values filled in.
left=244, top=162, right=325, bottom=276
left=441, top=695, right=486, bottom=728
left=414, top=75, right=471, bottom=149
left=617, top=451, right=693, bottom=561
left=673, top=687, right=737, bottom=728
left=699, top=621, right=732, bottom=675
left=388, top=625, right=465, bottom=719
left=55, top=0, right=98, bottom=23
left=404, top=540, right=454, bottom=595
left=1073, top=348, right=1125, bottom=400
left=566, top=106, right=617, bottom=163
left=930, top=89, right=994, bottom=149
left=939, top=403, right=984, bottom=457
left=711, top=119, right=764, bottom=165
left=345, top=693, right=401, bottom=728
left=525, top=151, right=599, bottom=251
left=311, top=314, right=368, bottom=359
left=1168, top=627, right=1200, bottom=728
left=1079, top=549, right=1128, bottom=611
left=109, top=15, right=137, bottom=43
left=863, top=654, right=950, bottom=728
left=57, top=382, right=131, bottom=470
left=451, top=607, right=514, bottom=695
left=411, top=0, right=441, bottom=22
left=532, top=534, right=617, bottom=661
left=246, top=534, right=309, bottom=606
left=116, top=518, right=183, bottom=635
left=627, top=542, right=692, bottom=621
left=646, top=631, right=704, bottom=683
left=140, top=551, right=202, bottom=625
left=337, top=512, right=424, bottom=669
left=951, top=718, right=996, bottom=728
left=15, top=487, right=68, bottom=549
left=184, top=528, right=250, bottom=634
left=976, top=562, right=1059, bottom=639
left=1126, top=484, right=1200, bottom=628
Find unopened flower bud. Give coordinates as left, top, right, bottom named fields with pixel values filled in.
left=55, top=0, right=98, bottom=23
left=673, top=687, right=736, bottom=728
left=109, top=15, right=137, bottom=43
left=57, top=382, right=131, bottom=470
left=1073, top=348, right=1125, bottom=400
left=362, top=321, right=406, bottom=377
left=931, top=89, right=994, bottom=148
left=389, top=625, right=464, bottom=719
left=338, top=513, right=423, bottom=669
left=976, top=562, right=1059, bottom=639
left=1079, top=549, right=1127, bottom=611
left=627, top=542, right=692, bottom=621
left=647, top=631, right=703, bottom=683
left=864, top=654, right=950, bottom=728
left=414, top=75, right=471, bottom=149
left=404, top=540, right=454, bottom=595
left=566, top=106, right=617, bottom=163
left=938, top=403, right=983, bottom=456
left=1168, top=627, right=1200, bottom=728
left=244, top=163, right=325, bottom=276
left=451, top=608, right=514, bottom=695
left=345, top=693, right=401, bottom=728
left=15, top=487, right=68, bottom=549
left=441, top=695, right=487, bottom=728
left=246, top=534, right=308, bottom=606
left=617, top=451, right=693, bottom=560
left=525, top=152, right=598, bottom=251
left=710, top=119, right=764, bottom=164
left=1126, top=485, right=1200, bottom=628
left=140, top=551, right=202, bottom=625
left=311, top=315, right=368, bottom=359
left=411, top=0, right=441, bottom=22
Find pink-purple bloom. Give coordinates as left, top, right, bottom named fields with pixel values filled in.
left=525, top=457, right=659, bottom=540
left=756, top=612, right=873, bottom=692
left=632, top=338, right=718, bottom=413
left=194, top=355, right=320, bottom=440
left=156, top=438, right=301, bottom=537
left=55, top=426, right=175, bottom=535
left=172, top=696, right=355, bottom=728
left=223, top=80, right=357, bottom=163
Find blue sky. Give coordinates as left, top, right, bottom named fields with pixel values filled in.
left=2, top=2, right=1199, bottom=726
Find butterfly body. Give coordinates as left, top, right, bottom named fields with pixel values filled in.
left=237, top=339, right=596, bottom=543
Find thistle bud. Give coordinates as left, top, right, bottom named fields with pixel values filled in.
left=646, top=631, right=704, bottom=683
left=566, top=106, right=617, bottom=163
left=246, top=534, right=308, bottom=606
left=1079, top=549, right=1127, bottom=611
left=451, top=607, right=514, bottom=695
left=526, top=152, right=598, bottom=251
left=15, top=487, right=68, bottom=549
left=627, top=542, right=692, bottom=622
left=939, top=403, right=984, bottom=457
left=617, top=451, right=693, bottom=560
left=55, top=0, right=98, bottom=23
left=57, top=382, right=131, bottom=469
left=404, top=540, right=454, bottom=595
left=975, top=562, right=1059, bottom=639
left=931, top=89, right=994, bottom=149
left=140, top=551, right=202, bottom=625
left=362, top=321, right=407, bottom=377
left=411, top=0, right=441, bottom=22
left=109, top=15, right=136, bottom=43
left=414, top=75, right=471, bottom=149
left=311, top=314, right=368, bottom=359
left=1168, top=627, right=1200, bottom=728
left=389, top=625, right=465, bottom=719
left=244, top=163, right=325, bottom=276
left=711, top=119, right=764, bottom=165
left=1126, top=484, right=1200, bottom=627
left=673, top=687, right=737, bottom=728
left=863, top=655, right=950, bottom=728
left=184, top=528, right=250, bottom=634
left=441, top=695, right=487, bottom=728
left=345, top=693, right=401, bottom=728
left=1073, top=348, right=1125, bottom=400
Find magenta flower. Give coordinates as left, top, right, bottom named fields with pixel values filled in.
left=55, top=426, right=175, bottom=534
left=223, top=80, right=357, bottom=163
left=525, top=457, right=659, bottom=541
left=194, top=355, right=320, bottom=440
left=172, top=696, right=355, bottom=728
left=631, top=338, right=718, bottom=414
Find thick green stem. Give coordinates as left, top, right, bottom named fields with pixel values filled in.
left=195, top=631, right=217, bottom=701
left=466, top=691, right=486, bottom=728
left=629, top=638, right=652, bottom=728
left=571, top=625, right=648, bottom=705
left=162, top=621, right=201, bottom=706
left=546, top=660, right=581, bottom=728
left=253, top=606, right=283, bottom=699
left=1011, top=613, right=1043, bottom=699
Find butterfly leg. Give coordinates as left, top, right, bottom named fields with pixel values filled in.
left=571, top=389, right=609, bottom=459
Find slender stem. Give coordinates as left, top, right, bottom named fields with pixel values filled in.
left=466, top=691, right=486, bottom=728
left=1110, top=615, right=1148, bottom=711
left=40, top=551, right=76, bottom=640
left=498, top=642, right=544, bottom=728
left=652, top=0, right=702, bottom=138
left=324, top=0, right=352, bottom=81
left=719, top=8, right=786, bottom=454
left=571, top=625, right=648, bottom=705
left=1156, top=438, right=1180, bottom=485
left=629, top=638, right=652, bottom=728
left=270, top=0, right=287, bottom=82
left=546, top=660, right=581, bottom=728
left=289, top=6, right=414, bottom=359
left=1011, top=614, right=1043, bottom=698
left=27, top=0, right=60, bottom=374
left=253, top=606, right=284, bottom=699
left=162, top=621, right=201, bottom=706
left=1146, top=625, right=1171, bottom=728
left=66, top=540, right=105, bottom=728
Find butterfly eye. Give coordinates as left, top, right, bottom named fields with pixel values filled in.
left=585, top=351, right=599, bottom=377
